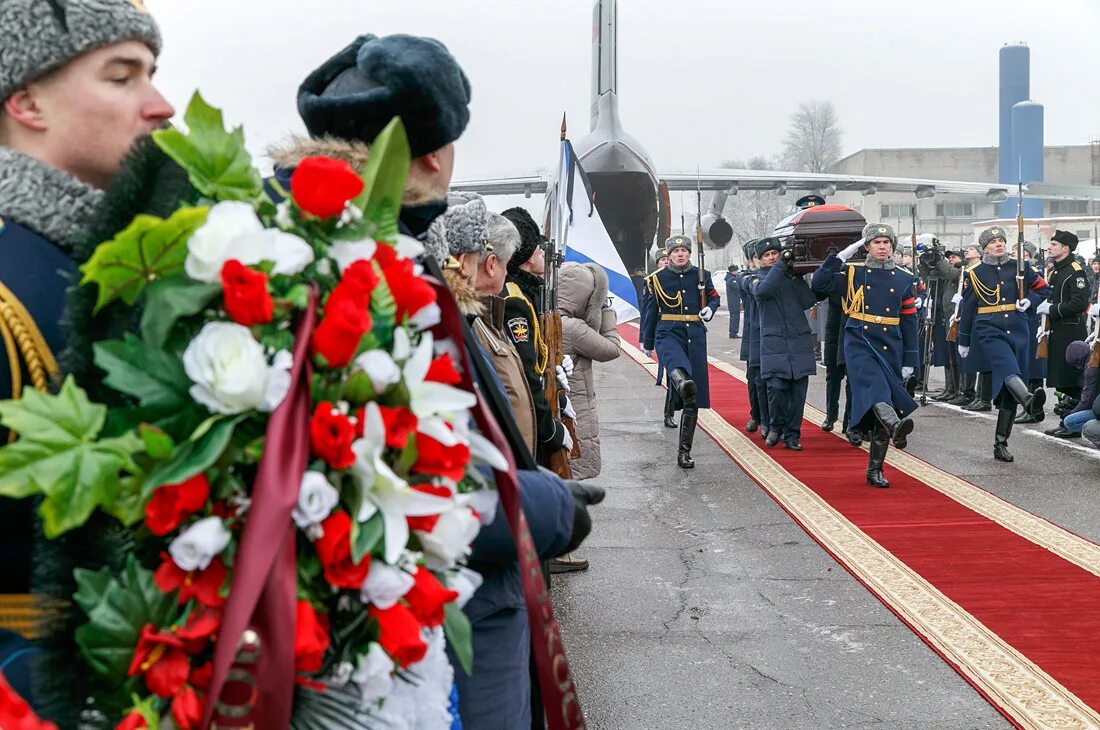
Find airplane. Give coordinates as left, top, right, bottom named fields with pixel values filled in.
left=450, top=0, right=1100, bottom=274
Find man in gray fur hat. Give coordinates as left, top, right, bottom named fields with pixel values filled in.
left=0, top=0, right=171, bottom=708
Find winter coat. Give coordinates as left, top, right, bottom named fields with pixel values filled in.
left=750, top=260, right=818, bottom=381
left=1044, top=257, right=1090, bottom=389
left=558, top=263, right=621, bottom=480
left=1066, top=341, right=1097, bottom=418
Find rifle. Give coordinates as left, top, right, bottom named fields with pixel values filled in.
left=946, top=261, right=965, bottom=342
left=696, top=171, right=706, bottom=308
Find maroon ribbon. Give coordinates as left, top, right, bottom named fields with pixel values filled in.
left=202, top=290, right=317, bottom=729
left=429, top=279, right=586, bottom=730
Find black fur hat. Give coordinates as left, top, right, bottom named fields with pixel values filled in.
left=502, top=206, right=542, bottom=275
left=298, top=34, right=471, bottom=158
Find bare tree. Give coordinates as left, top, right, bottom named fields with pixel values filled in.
left=781, top=100, right=843, bottom=173
left=714, top=157, right=793, bottom=245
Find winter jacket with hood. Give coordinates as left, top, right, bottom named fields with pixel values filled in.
left=557, top=263, right=620, bottom=480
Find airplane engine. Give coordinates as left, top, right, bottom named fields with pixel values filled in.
left=699, top=213, right=734, bottom=249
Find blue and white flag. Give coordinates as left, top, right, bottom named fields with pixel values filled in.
left=551, top=140, right=640, bottom=323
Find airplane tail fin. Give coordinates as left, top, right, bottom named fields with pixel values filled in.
left=591, top=0, right=616, bottom=130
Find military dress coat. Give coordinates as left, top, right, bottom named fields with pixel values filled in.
left=640, top=263, right=721, bottom=409
left=957, top=256, right=1051, bottom=403
left=737, top=269, right=757, bottom=364
left=750, top=260, right=818, bottom=381
left=1044, top=256, right=1090, bottom=389
left=812, top=254, right=919, bottom=426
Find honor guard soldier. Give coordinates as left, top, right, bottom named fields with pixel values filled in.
left=641, top=234, right=721, bottom=468
left=1038, top=230, right=1090, bottom=430
left=957, top=226, right=1051, bottom=461
left=812, top=224, right=919, bottom=487
left=738, top=240, right=764, bottom=433
left=741, top=239, right=772, bottom=438
left=1017, top=240, right=1049, bottom=423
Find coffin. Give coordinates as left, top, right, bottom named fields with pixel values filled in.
left=773, top=205, right=867, bottom=274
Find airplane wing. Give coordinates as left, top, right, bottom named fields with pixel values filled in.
left=452, top=169, right=1099, bottom=202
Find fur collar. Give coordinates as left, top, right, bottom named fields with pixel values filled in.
left=865, top=256, right=896, bottom=270
left=667, top=261, right=694, bottom=275
left=982, top=253, right=1013, bottom=266
left=441, top=266, right=484, bottom=317
left=267, top=136, right=439, bottom=206
left=0, top=147, right=103, bottom=246
left=558, top=262, right=609, bottom=331
left=507, top=269, right=543, bottom=311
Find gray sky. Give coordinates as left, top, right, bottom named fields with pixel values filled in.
left=148, top=0, right=1100, bottom=183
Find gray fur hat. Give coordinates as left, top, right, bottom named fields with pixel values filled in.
left=664, top=234, right=692, bottom=255
left=862, top=223, right=896, bottom=246
left=1023, top=240, right=1038, bottom=256
left=423, top=192, right=487, bottom=264
left=978, top=226, right=1008, bottom=247
left=0, top=0, right=162, bottom=100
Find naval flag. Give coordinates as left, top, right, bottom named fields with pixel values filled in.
left=551, top=140, right=640, bottom=323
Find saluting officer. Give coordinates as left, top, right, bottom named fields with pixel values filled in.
left=641, top=234, right=721, bottom=468
left=957, top=226, right=1052, bottom=462
left=1038, top=230, right=1090, bottom=429
left=812, top=224, right=919, bottom=488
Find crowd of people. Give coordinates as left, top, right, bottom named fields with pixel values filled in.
left=0, top=2, right=622, bottom=727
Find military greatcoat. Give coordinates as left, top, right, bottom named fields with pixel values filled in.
left=1044, top=256, right=1090, bottom=389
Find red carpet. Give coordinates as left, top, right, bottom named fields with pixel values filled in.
left=618, top=324, right=1100, bottom=729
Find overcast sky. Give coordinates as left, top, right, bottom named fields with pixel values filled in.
left=148, top=0, right=1099, bottom=184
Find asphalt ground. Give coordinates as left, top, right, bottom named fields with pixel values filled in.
left=552, top=311, right=1100, bottom=730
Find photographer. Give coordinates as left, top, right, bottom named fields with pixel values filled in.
left=930, top=244, right=965, bottom=402
left=916, top=238, right=950, bottom=398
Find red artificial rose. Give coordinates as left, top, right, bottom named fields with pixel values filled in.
left=372, top=242, right=398, bottom=268
left=381, top=258, right=436, bottom=323
left=309, top=402, right=357, bottom=469
left=290, top=156, right=365, bottom=219
left=377, top=405, right=417, bottom=448
left=341, top=259, right=380, bottom=301
left=144, top=474, right=210, bottom=537
left=0, top=670, right=59, bottom=730
left=425, top=353, right=461, bottom=385
left=127, top=625, right=191, bottom=698
left=315, top=511, right=372, bottom=589
left=170, top=685, right=203, bottom=729
left=115, top=711, right=148, bottom=730
left=220, top=260, right=273, bottom=327
left=311, top=291, right=372, bottom=368
left=294, top=600, right=331, bottom=674
left=406, top=484, right=452, bottom=533
left=369, top=603, right=428, bottom=668
left=177, top=605, right=223, bottom=654
left=189, top=662, right=214, bottom=694
left=403, top=568, right=459, bottom=628
left=412, top=432, right=470, bottom=484
left=154, top=554, right=226, bottom=607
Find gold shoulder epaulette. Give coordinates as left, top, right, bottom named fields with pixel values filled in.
left=0, top=282, right=58, bottom=405
left=504, top=281, right=524, bottom=300
left=1072, top=261, right=1083, bottom=271
left=847, top=261, right=865, bottom=267
left=896, top=265, right=914, bottom=276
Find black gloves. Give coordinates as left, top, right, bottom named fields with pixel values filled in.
left=562, top=480, right=605, bottom=555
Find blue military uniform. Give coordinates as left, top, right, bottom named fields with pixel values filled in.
left=958, top=226, right=1052, bottom=461
left=725, top=270, right=741, bottom=337
left=641, top=235, right=720, bottom=468
left=738, top=262, right=768, bottom=435
left=812, top=223, right=920, bottom=487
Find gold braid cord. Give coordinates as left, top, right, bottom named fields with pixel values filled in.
left=968, top=267, right=1001, bottom=307
left=649, top=273, right=682, bottom=309
left=843, top=264, right=865, bottom=316
left=505, top=282, right=548, bottom=376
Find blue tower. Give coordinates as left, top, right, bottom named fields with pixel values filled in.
left=998, top=43, right=1031, bottom=217
left=1011, top=101, right=1044, bottom=218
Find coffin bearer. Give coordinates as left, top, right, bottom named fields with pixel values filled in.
left=725, top=264, right=741, bottom=338
left=640, top=234, right=721, bottom=468
left=1037, top=230, right=1090, bottom=415
left=812, top=224, right=919, bottom=488
left=957, top=226, right=1051, bottom=462
left=738, top=241, right=765, bottom=433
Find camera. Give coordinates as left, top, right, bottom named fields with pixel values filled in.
left=916, top=238, right=943, bottom=275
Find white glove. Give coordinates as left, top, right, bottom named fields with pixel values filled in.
left=643, top=347, right=654, bottom=359
left=1035, top=326, right=1047, bottom=344
left=838, top=240, right=863, bottom=262
left=913, top=297, right=924, bottom=310
left=561, top=395, right=577, bottom=420
left=560, top=355, right=574, bottom=376
left=555, top=365, right=571, bottom=391
left=951, top=292, right=963, bottom=305
left=902, top=366, right=914, bottom=379
left=958, top=345, right=970, bottom=358
left=1091, top=302, right=1100, bottom=318
left=699, top=306, right=714, bottom=321
left=1015, top=299, right=1031, bottom=312
left=1036, top=301, right=1052, bottom=315
left=560, top=426, right=573, bottom=452
left=1087, top=329, right=1098, bottom=347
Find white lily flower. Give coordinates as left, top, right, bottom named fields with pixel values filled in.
left=351, top=403, right=454, bottom=564
left=391, top=328, right=412, bottom=363
left=353, top=349, right=402, bottom=390
left=403, top=333, right=476, bottom=423
left=395, top=234, right=425, bottom=260
left=329, top=239, right=378, bottom=273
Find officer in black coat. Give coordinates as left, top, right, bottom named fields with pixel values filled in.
left=725, top=264, right=742, bottom=337
left=738, top=241, right=763, bottom=432
left=740, top=240, right=771, bottom=438
left=1037, top=230, right=1090, bottom=418
left=641, top=235, right=721, bottom=468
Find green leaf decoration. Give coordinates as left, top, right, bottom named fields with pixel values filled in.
left=352, top=117, right=410, bottom=243
left=443, top=601, right=474, bottom=676
left=80, top=207, right=210, bottom=314
left=143, top=414, right=244, bottom=496
left=94, top=334, right=190, bottom=411
left=350, top=512, right=383, bottom=564
left=369, top=268, right=397, bottom=348
left=0, top=377, right=144, bottom=536
left=102, top=474, right=147, bottom=527
left=140, top=277, right=222, bottom=349
left=138, top=424, right=175, bottom=461
left=74, top=555, right=178, bottom=681
left=152, top=91, right=263, bottom=202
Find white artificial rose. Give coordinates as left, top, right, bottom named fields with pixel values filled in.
left=329, top=239, right=378, bottom=273
left=354, top=350, right=401, bottom=390
left=183, top=322, right=293, bottom=415
left=416, top=506, right=480, bottom=571
left=353, top=643, right=395, bottom=707
left=185, top=201, right=265, bottom=282
left=232, top=228, right=315, bottom=276
left=394, top=234, right=425, bottom=260
left=169, top=516, right=231, bottom=571
left=448, top=566, right=485, bottom=609
left=292, top=471, right=339, bottom=530
left=359, top=562, right=415, bottom=610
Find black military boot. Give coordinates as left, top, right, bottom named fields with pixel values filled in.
left=668, top=368, right=697, bottom=407
left=678, top=409, right=698, bottom=468
left=933, top=360, right=958, bottom=402
left=1004, top=375, right=1045, bottom=422
left=866, top=425, right=890, bottom=488
left=663, top=389, right=677, bottom=429
left=846, top=428, right=863, bottom=447
left=871, top=402, right=914, bottom=450
left=994, top=408, right=1015, bottom=462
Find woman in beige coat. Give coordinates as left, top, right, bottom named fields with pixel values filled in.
left=558, top=262, right=621, bottom=481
